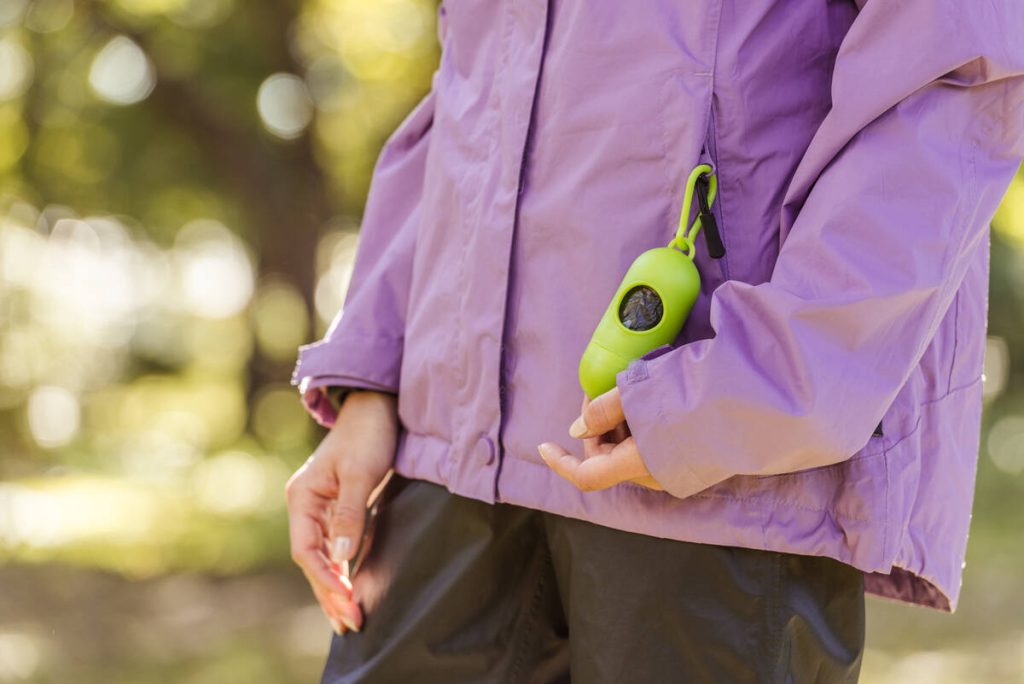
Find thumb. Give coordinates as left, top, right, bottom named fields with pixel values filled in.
left=569, top=387, right=626, bottom=439
left=327, top=473, right=375, bottom=567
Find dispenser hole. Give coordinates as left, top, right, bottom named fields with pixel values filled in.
left=618, top=285, right=663, bottom=331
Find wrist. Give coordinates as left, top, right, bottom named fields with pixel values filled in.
left=332, top=388, right=397, bottom=425
left=346, top=388, right=397, bottom=406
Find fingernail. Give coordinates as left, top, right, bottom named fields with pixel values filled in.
left=329, top=617, right=344, bottom=636
left=569, top=416, right=588, bottom=439
left=331, top=536, right=352, bottom=564
left=340, top=615, right=360, bottom=633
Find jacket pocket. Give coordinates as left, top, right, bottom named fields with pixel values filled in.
left=656, top=68, right=730, bottom=289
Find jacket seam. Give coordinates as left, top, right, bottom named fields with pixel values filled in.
left=654, top=74, right=683, bottom=245
left=706, top=0, right=729, bottom=280
left=946, top=291, right=961, bottom=395
left=882, top=413, right=893, bottom=568
left=494, top=0, right=552, bottom=503
left=507, top=518, right=549, bottom=684
left=687, top=490, right=875, bottom=524
left=319, top=330, right=404, bottom=343
left=706, top=103, right=731, bottom=281
left=944, top=138, right=978, bottom=393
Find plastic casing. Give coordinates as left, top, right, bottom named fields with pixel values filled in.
left=578, top=246, right=701, bottom=399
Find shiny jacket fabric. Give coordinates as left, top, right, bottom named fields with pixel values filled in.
left=292, top=0, right=1024, bottom=611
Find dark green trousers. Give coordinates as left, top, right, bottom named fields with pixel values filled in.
left=321, top=474, right=864, bottom=683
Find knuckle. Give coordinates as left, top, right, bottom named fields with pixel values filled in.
left=284, top=472, right=306, bottom=501
left=331, top=502, right=365, bottom=524
left=589, top=402, right=610, bottom=431
left=336, top=465, right=375, bottom=487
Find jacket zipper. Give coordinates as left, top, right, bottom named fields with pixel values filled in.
left=695, top=173, right=726, bottom=259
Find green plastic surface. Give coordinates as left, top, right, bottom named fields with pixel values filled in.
left=578, top=164, right=715, bottom=399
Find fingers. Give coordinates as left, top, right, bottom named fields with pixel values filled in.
left=569, top=387, right=626, bottom=439
left=309, top=574, right=362, bottom=635
left=538, top=437, right=651, bottom=491
left=327, top=470, right=377, bottom=565
left=290, top=510, right=364, bottom=635
left=286, top=472, right=346, bottom=593
left=333, top=593, right=363, bottom=633
left=321, top=471, right=379, bottom=636
left=285, top=405, right=397, bottom=640
left=288, top=506, right=350, bottom=596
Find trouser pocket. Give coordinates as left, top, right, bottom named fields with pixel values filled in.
left=764, top=551, right=866, bottom=683
left=322, top=476, right=568, bottom=684
left=542, top=512, right=865, bottom=684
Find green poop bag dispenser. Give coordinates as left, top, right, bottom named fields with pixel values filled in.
left=578, top=164, right=717, bottom=399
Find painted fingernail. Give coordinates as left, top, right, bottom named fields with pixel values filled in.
left=340, top=615, right=360, bottom=633
left=331, top=536, right=352, bottom=564
left=569, top=416, right=588, bottom=438
left=329, top=617, right=344, bottom=636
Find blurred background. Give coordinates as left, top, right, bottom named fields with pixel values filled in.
left=0, top=1, right=1020, bottom=682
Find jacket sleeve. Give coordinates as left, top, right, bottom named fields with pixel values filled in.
left=617, top=0, right=1024, bottom=499
left=290, top=88, right=435, bottom=428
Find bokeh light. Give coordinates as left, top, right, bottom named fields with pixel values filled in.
left=23, top=0, right=74, bottom=34
left=191, top=450, right=289, bottom=515
left=253, top=278, right=310, bottom=361
left=0, top=0, right=29, bottom=28
left=0, top=632, right=41, bottom=681
left=174, top=220, right=254, bottom=319
left=89, top=36, right=156, bottom=106
left=26, top=385, right=80, bottom=448
left=168, top=0, right=236, bottom=29
left=983, top=336, right=1010, bottom=402
left=0, top=107, right=29, bottom=172
left=313, top=229, right=359, bottom=325
left=987, top=415, right=1024, bottom=475
left=251, top=384, right=312, bottom=452
left=0, top=39, right=33, bottom=101
left=257, top=73, right=315, bottom=140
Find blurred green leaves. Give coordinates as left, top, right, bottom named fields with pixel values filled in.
left=0, top=0, right=439, bottom=582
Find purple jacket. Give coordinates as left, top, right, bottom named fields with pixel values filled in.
left=292, top=0, right=1024, bottom=611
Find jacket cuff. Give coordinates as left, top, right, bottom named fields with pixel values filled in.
left=291, top=333, right=402, bottom=427
left=616, top=344, right=716, bottom=500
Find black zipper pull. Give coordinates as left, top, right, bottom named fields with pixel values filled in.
left=695, top=174, right=725, bottom=259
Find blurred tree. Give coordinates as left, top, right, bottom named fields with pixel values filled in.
left=1, top=0, right=439, bottom=441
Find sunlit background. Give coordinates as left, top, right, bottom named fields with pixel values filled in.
left=0, top=1, right=1021, bottom=682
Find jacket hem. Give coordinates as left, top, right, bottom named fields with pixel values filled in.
left=391, top=426, right=955, bottom=612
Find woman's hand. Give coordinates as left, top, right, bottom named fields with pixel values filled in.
left=285, top=389, right=398, bottom=635
left=538, top=387, right=663, bottom=492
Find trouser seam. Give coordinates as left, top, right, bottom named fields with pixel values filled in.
left=766, top=551, right=784, bottom=684
left=508, top=516, right=549, bottom=684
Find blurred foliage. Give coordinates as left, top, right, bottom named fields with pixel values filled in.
left=0, top=0, right=1022, bottom=682
left=0, top=0, right=438, bottom=680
